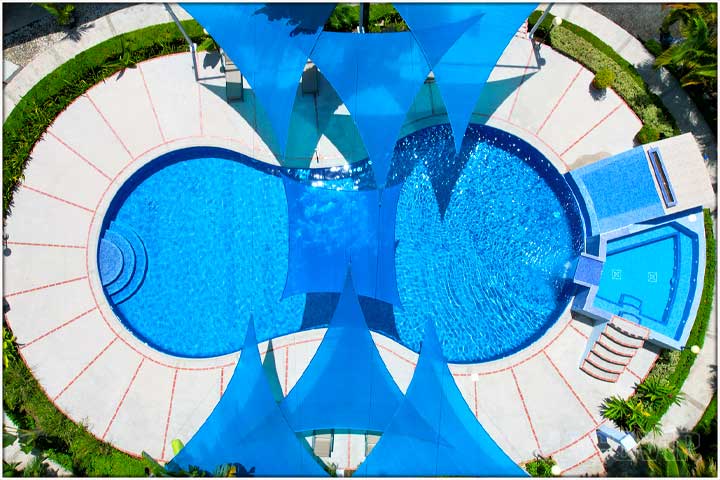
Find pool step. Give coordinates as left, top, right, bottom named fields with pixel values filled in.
left=98, top=222, right=148, bottom=304
left=580, top=320, right=645, bottom=383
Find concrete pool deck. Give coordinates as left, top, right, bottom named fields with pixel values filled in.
left=2, top=13, right=713, bottom=477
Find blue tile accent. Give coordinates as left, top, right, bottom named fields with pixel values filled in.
left=570, top=147, right=664, bottom=235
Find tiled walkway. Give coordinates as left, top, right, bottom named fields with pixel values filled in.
left=5, top=29, right=662, bottom=475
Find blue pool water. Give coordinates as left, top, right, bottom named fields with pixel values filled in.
left=594, top=223, right=699, bottom=340
left=99, top=124, right=583, bottom=361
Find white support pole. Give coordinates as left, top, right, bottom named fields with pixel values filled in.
left=528, top=3, right=555, bottom=40
left=164, top=3, right=199, bottom=81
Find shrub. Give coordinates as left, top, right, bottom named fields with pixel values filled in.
left=636, top=124, right=660, bottom=144
left=592, top=68, right=616, bottom=89
left=525, top=456, right=556, bottom=477
left=644, top=38, right=664, bottom=57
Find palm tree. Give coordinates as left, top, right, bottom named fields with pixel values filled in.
left=655, top=4, right=717, bottom=89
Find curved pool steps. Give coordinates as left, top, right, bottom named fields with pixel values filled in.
left=102, top=229, right=136, bottom=295
left=99, top=222, right=148, bottom=304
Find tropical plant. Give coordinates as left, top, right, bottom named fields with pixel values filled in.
left=103, top=38, right=137, bottom=72
left=592, top=68, right=616, bottom=89
left=601, top=395, right=662, bottom=437
left=525, top=456, right=556, bottom=477
left=4, top=325, right=18, bottom=368
left=141, top=452, right=246, bottom=477
left=35, top=3, right=76, bottom=27
left=641, top=438, right=717, bottom=477
left=198, top=33, right=220, bottom=52
left=655, top=4, right=717, bottom=88
left=635, top=377, right=684, bottom=410
left=3, top=461, right=20, bottom=477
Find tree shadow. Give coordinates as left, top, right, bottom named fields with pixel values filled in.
left=252, top=4, right=335, bottom=37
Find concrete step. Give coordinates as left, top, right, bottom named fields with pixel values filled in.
left=603, top=325, right=644, bottom=349
left=580, top=360, right=620, bottom=383
left=609, top=316, right=650, bottom=340
left=586, top=351, right=625, bottom=374
left=597, top=334, right=637, bottom=357
left=592, top=342, right=632, bottom=366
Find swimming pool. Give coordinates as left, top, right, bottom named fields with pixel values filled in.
left=98, top=124, right=583, bottom=362
left=593, top=222, right=699, bottom=341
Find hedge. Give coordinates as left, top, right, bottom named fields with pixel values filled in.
left=528, top=11, right=679, bottom=140
left=3, top=20, right=209, bottom=217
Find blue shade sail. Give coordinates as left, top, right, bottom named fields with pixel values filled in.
left=180, top=3, right=335, bottom=157
left=310, top=32, right=431, bottom=187
left=392, top=4, right=485, bottom=67
left=429, top=4, right=538, bottom=154
left=281, top=269, right=403, bottom=432
left=356, top=318, right=527, bottom=477
left=282, top=177, right=401, bottom=306
left=167, top=318, right=327, bottom=477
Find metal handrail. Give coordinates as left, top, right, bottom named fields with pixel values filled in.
left=164, top=3, right=199, bottom=81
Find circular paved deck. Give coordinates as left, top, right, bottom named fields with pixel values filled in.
left=5, top=29, right=659, bottom=475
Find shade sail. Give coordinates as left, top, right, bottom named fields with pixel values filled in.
left=426, top=3, right=538, bottom=154
left=355, top=318, right=527, bottom=477
left=180, top=3, right=335, bottom=157
left=310, top=31, right=431, bottom=187
left=281, top=269, right=403, bottom=432
left=167, top=318, right=327, bottom=476
left=282, top=176, right=401, bottom=306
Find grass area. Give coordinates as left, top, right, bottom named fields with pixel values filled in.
left=638, top=209, right=716, bottom=430
left=528, top=10, right=679, bottom=141
left=3, top=20, right=209, bottom=217
left=693, top=393, right=717, bottom=460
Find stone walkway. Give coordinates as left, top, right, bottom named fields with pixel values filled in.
left=2, top=6, right=715, bottom=477
left=546, top=3, right=718, bottom=187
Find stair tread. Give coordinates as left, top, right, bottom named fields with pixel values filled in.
left=581, top=361, right=619, bottom=383
left=610, top=316, right=650, bottom=340
left=109, top=222, right=148, bottom=304
left=592, top=342, right=632, bottom=366
left=586, top=352, right=625, bottom=374
left=598, top=334, right=637, bottom=357
left=603, top=325, right=644, bottom=349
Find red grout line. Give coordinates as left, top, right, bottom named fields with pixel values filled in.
left=377, top=344, right=416, bottom=367
left=45, top=130, right=112, bottom=181
left=560, top=103, right=622, bottom=157
left=284, top=346, right=289, bottom=395
left=54, top=337, right=117, bottom=401
left=473, top=381, right=478, bottom=417
left=536, top=65, right=583, bottom=135
left=507, top=43, right=535, bottom=122
left=138, top=64, right=166, bottom=142
left=160, top=369, right=179, bottom=460
left=546, top=420, right=607, bottom=457
left=626, top=366, right=643, bottom=381
left=570, top=323, right=589, bottom=340
left=197, top=80, right=204, bottom=136
left=543, top=351, right=599, bottom=425
left=220, top=368, right=224, bottom=396
left=6, top=241, right=85, bottom=249
left=85, top=93, right=134, bottom=160
left=102, top=357, right=144, bottom=440
left=347, top=434, right=352, bottom=470
left=510, top=368, right=541, bottom=452
left=21, top=307, right=97, bottom=349
left=560, top=451, right=598, bottom=475
left=21, top=184, right=95, bottom=213
left=588, top=433, right=602, bottom=458
left=6, top=276, right=87, bottom=298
